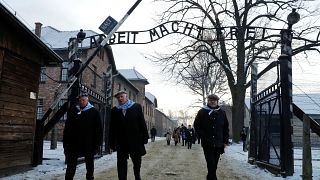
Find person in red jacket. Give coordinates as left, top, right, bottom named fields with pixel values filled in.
left=194, top=94, right=229, bottom=180
left=109, top=90, right=149, bottom=180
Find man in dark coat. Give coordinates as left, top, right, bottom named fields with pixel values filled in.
left=240, top=126, right=247, bottom=152
left=63, top=92, right=103, bottom=180
left=150, top=126, right=157, bottom=142
left=109, top=90, right=149, bottom=180
left=194, top=94, right=229, bottom=180
left=185, top=125, right=195, bottom=149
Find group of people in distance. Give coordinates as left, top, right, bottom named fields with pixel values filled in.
left=164, top=124, right=197, bottom=149
left=63, top=91, right=229, bottom=180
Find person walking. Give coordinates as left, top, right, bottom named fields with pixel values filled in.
left=180, top=124, right=187, bottom=146
left=186, top=125, right=195, bottom=149
left=165, top=129, right=172, bottom=145
left=240, top=127, right=247, bottom=152
left=194, top=94, right=229, bottom=180
left=63, top=92, right=103, bottom=180
left=173, top=128, right=180, bottom=146
left=150, top=126, right=157, bottom=142
left=109, top=90, right=149, bottom=180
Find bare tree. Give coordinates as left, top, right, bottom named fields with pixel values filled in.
left=152, top=0, right=320, bottom=141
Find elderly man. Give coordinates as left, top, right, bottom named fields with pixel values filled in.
left=63, top=92, right=103, bottom=180
left=194, top=94, right=229, bottom=180
left=109, top=90, right=149, bottom=180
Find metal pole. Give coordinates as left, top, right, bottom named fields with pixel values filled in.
left=248, top=63, right=257, bottom=164
left=302, top=114, right=312, bottom=180
left=279, top=28, right=294, bottom=176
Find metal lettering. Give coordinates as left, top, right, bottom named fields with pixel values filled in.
left=149, top=28, right=161, bottom=42
left=246, top=27, right=256, bottom=40
left=159, top=24, right=170, bottom=36
left=172, top=21, right=179, bottom=32
left=183, top=22, right=194, bottom=36
left=118, top=32, right=126, bottom=43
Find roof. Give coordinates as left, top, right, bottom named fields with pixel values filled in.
left=245, top=93, right=320, bottom=115
left=145, top=92, right=158, bottom=107
left=114, top=72, right=140, bottom=93
left=39, top=26, right=99, bottom=50
left=118, top=69, right=149, bottom=84
left=37, top=26, right=117, bottom=72
left=0, top=3, right=62, bottom=64
left=293, top=93, right=320, bottom=115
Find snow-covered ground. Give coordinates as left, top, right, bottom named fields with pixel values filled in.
left=1, top=139, right=319, bottom=180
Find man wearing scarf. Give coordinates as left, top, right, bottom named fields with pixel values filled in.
left=194, top=94, right=229, bottom=180
left=63, top=92, right=103, bottom=180
left=109, top=90, right=149, bottom=180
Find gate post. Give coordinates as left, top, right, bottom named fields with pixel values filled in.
left=279, top=28, right=294, bottom=176
left=248, top=63, right=258, bottom=163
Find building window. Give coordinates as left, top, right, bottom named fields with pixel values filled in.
left=60, top=62, right=68, bottom=82
left=91, top=65, right=97, bottom=88
left=117, top=83, right=121, bottom=91
left=40, top=67, right=46, bottom=83
left=58, top=99, right=68, bottom=121
left=37, top=98, right=44, bottom=120
left=129, top=91, right=132, bottom=99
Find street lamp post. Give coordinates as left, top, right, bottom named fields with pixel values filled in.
left=279, top=8, right=300, bottom=177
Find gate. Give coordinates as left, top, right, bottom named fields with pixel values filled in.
left=249, top=55, right=294, bottom=177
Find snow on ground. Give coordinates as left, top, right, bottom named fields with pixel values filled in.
left=1, top=138, right=319, bottom=180
left=225, top=143, right=320, bottom=179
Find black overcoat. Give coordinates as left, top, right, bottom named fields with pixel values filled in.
left=194, top=106, right=229, bottom=148
left=109, top=103, right=149, bottom=156
left=63, top=105, right=102, bottom=157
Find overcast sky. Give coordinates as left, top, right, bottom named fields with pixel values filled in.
left=2, top=0, right=320, bottom=115
left=2, top=0, right=201, bottom=115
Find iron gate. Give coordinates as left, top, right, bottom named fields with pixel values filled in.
left=249, top=55, right=294, bottom=177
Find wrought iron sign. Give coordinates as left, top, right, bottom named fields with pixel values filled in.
left=97, top=21, right=287, bottom=45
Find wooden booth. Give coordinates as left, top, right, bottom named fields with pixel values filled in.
left=0, top=3, right=61, bottom=174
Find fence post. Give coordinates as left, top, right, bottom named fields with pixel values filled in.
left=248, top=63, right=257, bottom=163
left=279, top=53, right=294, bottom=176
left=302, top=114, right=312, bottom=180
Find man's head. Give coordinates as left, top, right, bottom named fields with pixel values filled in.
left=114, top=90, right=128, bottom=105
left=78, top=92, right=89, bottom=108
left=207, top=94, right=219, bottom=107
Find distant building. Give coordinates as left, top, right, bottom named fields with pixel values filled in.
left=154, top=109, right=177, bottom=137
left=118, top=69, right=149, bottom=105
left=145, top=92, right=157, bottom=131
left=0, top=3, right=61, bottom=174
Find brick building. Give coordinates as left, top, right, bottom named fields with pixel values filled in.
left=36, top=25, right=116, bottom=144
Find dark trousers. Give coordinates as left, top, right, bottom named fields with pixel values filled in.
left=197, top=137, right=201, bottom=144
left=117, top=152, right=142, bottom=180
left=242, top=140, right=246, bottom=151
left=167, top=140, right=170, bottom=145
left=174, top=140, right=178, bottom=146
left=187, top=140, right=192, bottom=149
left=65, top=153, right=94, bottom=180
left=203, top=147, right=221, bottom=180
left=151, top=136, right=155, bottom=142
